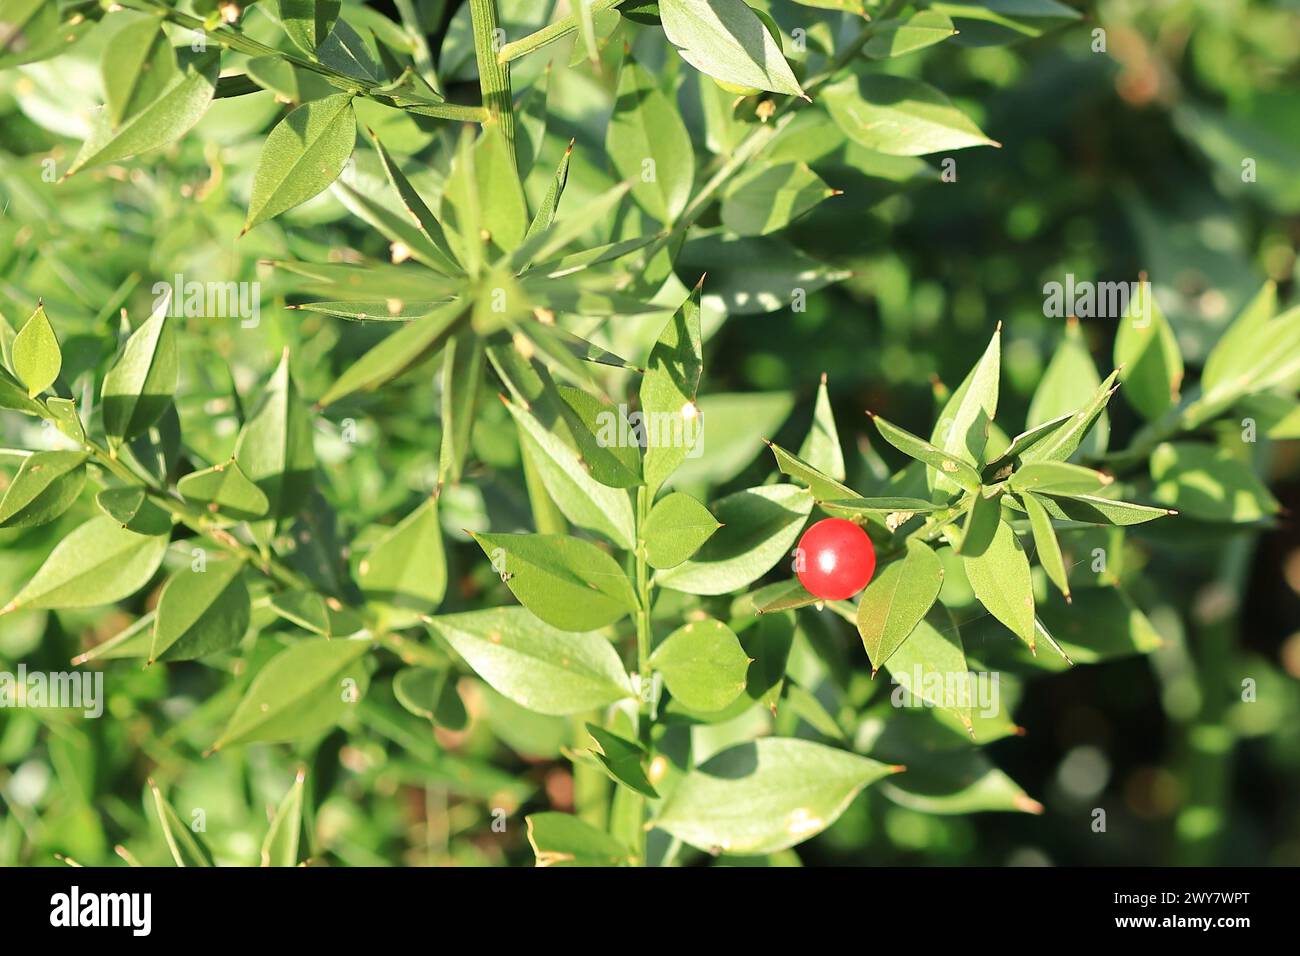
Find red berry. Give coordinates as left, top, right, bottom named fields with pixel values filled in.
left=795, top=518, right=876, bottom=600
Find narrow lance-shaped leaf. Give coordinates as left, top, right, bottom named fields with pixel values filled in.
left=244, top=93, right=358, bottom=233
left=261, top=768, right=306, bottom=867
left=640, top=282, right=704, bottom=493
left=1021, top=491, right=1070, bottom=601
left=150, top=780, right=214, bottom=867
left=318, top=299, right=469, bottom=407
left=882, top=609, right=973, bottom=731
left=869, top=412, right=982, bottom=492
left=931, top=325, right=999, bottom=492
left=1024, top=321, right=1111, bottom=460
left=798, top=374, right=845, bottom=481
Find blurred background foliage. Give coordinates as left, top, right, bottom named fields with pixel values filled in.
left=1, top=0, right=1298, bottom=866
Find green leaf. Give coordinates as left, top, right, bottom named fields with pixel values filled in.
left=657, top=484, right=813, bottom=595
left=585, top=723, right=659, bottom=798
left=470, top=532, right=637, bottom=631
left=930, top=325, right=999, bottom=491
left=1021, top=491, right=1070, bottom=601
left=426, top=607, right=634, bottom=715
left=506, top=397, right=636, bottom=549
left=68, top=48, right=220, bottom=176
left=721, top=161, right=835, bottom=236
left=245, top=93, right=357, bottom=231
left=1, top=517, right=168, bottom=614
left=318, top=299, right=467, bottom=407
left=1010, top=461, right=1110, bottom=496
left=640, top=284, right=704, bottom=493
left=1019, top=368, right=1120, bottom=464
left=799, top=374, right=845, bottom=481
left=1034, top=586, right=1164, bottom=666
left=1151, top=442, right=1278, bottom=522
left=1030, top=493, right=1174, bottom=527
left=102, top=16, right=178, bottom=128
left=0, top=368, right=43, bottom=415
left=268, top=589, right=365, bottom=638
left=150, top=559, right=251, bottom=662
left=359, top=494, right=447, bottom=627
left=856, top=539, right=944, bottom=672
left=608, top=51, right=694, bottom=223
left=650, top=617, right=750, bottom=712
left=215, top=638, right=371, bottom=749
left=654, top=738, right=898, bottom=854
left=526, top=812, right=633, bottom=867
left=983, top=412, right=1073, bottom=473
left=261, top=769, right=306, bottom=867
left=1114, top=290, right=1183, bottom=420
left=177, top=459, right=271, bottom=522
left=818, top=497, right=943, bottom=522
left=822, top=73, right=997, bottom=156
left=44, top=397, right=85, bottom=444
left=149, top=780, right=214, bottom=867
left=768, top=441, right=856, bottom=503
left=439, top=335, right=485, bottom=485
left=929, top=0, right=1081, bottom=42
left=659, top=0, right=804, bottom=98
left=71, top=612, right=155, bottom=664
left=962, top=513, right=1035, bottom=648
left=101, top=302, right=178, bottom=444
left=368, top=128, right=461, bottom=273
left=0, top=450, right=86, bottom=529
left=882, top=609, right=972, bottom=729
left=235, top=350, right=315, bottom=524
left=869, top=413, right=981, bottom=491
left=863, top=10, right=958, bottom=59
left=95, top=486, right=173, bottom=536
left=393, top=666, right=467, bottom=730
left=274, top=0, right=342, bottom=55
left=1202, top=281, right=1275, bottom=396
left=11, top=303, right=60, bottom=398
left=957, top=486, right=1001, bottom=555
left=643, top=492, right=721, bottom=570
left=1024, top=323, right=1110, bottom=460
left=556, top=385, right=642, bottom=488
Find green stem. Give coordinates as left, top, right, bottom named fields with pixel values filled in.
left=496, top=0, right=625, bottom=64
left=469, top=0, right=516, bottom=162
left=394, top=0, right=443, bottom=94
left=633, top=484, right=654, bottom=866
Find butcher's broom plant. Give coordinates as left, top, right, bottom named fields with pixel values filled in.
left=1, top=0, right=1295, bottom=866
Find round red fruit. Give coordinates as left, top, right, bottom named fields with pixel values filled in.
left=795, top=518, right=876, bottom=600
